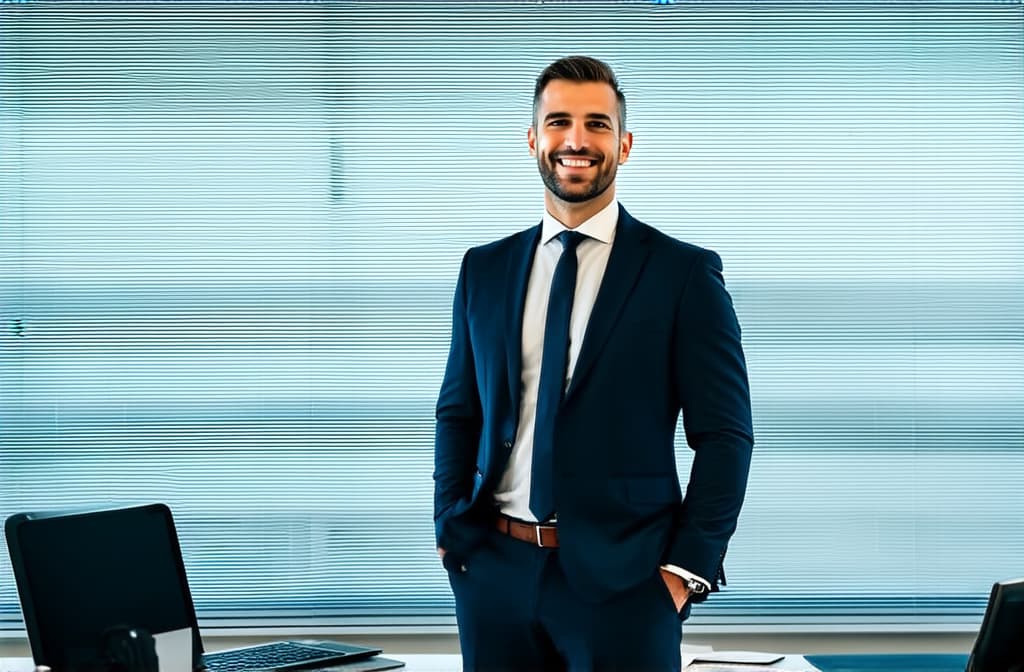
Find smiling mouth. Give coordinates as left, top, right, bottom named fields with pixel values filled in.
left=557, top=157, right=598, bottom=169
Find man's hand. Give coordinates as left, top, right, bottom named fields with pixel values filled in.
left=658, top=568, right=690, bottom=613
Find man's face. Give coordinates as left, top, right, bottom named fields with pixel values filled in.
left=528, top=80, right=632, bottom=204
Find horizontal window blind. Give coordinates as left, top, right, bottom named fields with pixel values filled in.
left=1, top=1, right=1022, bottom=630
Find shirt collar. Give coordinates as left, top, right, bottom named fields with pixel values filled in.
left=541, top=199, right=619, bottom=246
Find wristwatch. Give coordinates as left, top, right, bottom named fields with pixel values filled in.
left=683, top=577, right=709, bottom=595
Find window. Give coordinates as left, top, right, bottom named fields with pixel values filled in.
left=2, top=1, right=1022, bottom=631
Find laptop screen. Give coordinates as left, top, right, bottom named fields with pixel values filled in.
left=5, top=503, right=205, bottom=669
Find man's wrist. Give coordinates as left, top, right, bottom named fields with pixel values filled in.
left=659, top=564, right=711, bottom=595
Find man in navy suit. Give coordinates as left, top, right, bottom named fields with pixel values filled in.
left=434, top=56, right=753, bottom=671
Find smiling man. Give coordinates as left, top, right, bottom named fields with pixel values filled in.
left=434, top=56, right=754, bottom=671
left=532, top=83, right=624, bottom=215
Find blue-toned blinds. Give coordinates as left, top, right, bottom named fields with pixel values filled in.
left=1, top=2, right=1022, bottom=630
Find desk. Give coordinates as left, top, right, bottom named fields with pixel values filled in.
left=0, top=654, right=986, bottom=672
left=805, top=654, right=970, bottom=672
left=2, top=655, right=465, bottom=672
left=2, top=653, right=822, bottom=672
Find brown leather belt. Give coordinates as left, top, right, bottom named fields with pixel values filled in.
left=494, top=515, right=559, bottom=548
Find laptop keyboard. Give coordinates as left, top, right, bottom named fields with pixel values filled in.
left=203, top=641, right=353, bottom=671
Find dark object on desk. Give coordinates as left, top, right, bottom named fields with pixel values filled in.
left=968, top=578, right=1024, bottom=672
left=808, top=577, right=1024, bottom=672
left=4, top=503, right=382, bottom=672
left=692, top=652, right=786, bottom=665
left=201, top=641, right=386, bottom=672
left=319, top=656, right=406, bottom=672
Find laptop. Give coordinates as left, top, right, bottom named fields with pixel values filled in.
left=805, top=577, right=1024, bottom=672
left=4, top=503, right=390, bottom=671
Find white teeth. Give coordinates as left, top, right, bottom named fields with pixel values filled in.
left=559, top=158, right=594, bottom=167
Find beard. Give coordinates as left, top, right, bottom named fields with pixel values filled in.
left=537, top=151, right=618, bottom=204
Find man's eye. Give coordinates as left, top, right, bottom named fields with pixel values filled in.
left=549, top=120, right=568, bottom=126
left=589, top=121, right=609, bottom=129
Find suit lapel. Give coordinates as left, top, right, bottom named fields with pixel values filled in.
left=565, top=205, right=652, bottom=401
left=505, top=224, right=542, bottom=419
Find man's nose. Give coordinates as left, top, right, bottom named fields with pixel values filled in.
left=564, top=125, right=586, bottom=151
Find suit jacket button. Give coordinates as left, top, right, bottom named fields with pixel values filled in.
left=503, top=439, right=513, bottom=449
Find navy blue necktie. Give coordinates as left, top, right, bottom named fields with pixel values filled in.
left=530, top=230, right=586, bottom=522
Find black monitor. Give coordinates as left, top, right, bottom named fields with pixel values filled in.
left=5, top=503, right=205, bottom=670
left=968, top=577, right=1024, bottom=672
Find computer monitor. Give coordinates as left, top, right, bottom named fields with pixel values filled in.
left=5, top=503, right=205, bottom=670
left=968, top=577, right=1024, bottom=672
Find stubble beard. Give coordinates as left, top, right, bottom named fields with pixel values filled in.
left=538, top=152, right=618, bottom=204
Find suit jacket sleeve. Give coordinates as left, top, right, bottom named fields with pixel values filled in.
left=433, top=250, right=483, bottom=548
left=666, top=249, right=753, bottom=598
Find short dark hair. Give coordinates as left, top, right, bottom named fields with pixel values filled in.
left=532, top=55, right=627, bottom=132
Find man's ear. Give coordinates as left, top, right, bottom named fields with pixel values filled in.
left=618, top=130, right=634, bottom=164
left=527, top=126, right=537, bottom=157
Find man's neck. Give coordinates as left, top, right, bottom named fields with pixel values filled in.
left=545, top=189, right=616, bottom=229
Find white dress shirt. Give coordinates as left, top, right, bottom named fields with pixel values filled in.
left=493, top=198, right=617, bottom=520
left=490, top=199, right=711, bottom=592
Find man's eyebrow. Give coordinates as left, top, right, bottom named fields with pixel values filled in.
left=543, top=112, right=615, bottom=123
left=543, top=112, right=572, bottom=122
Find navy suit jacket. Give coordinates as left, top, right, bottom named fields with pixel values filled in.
left=434, top=205, right=753, bottom=603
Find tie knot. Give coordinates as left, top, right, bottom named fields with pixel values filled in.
left=557, top=230, right=586, bottom=253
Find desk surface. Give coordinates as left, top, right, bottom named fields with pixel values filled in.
left=2, top=653, right=828, bottom=672
left=805, top=654, right=970, bottom=672
left=4, top=655, right=464, bottom=672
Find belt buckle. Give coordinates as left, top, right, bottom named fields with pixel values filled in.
left=535, top=523, right=554, bottom=547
